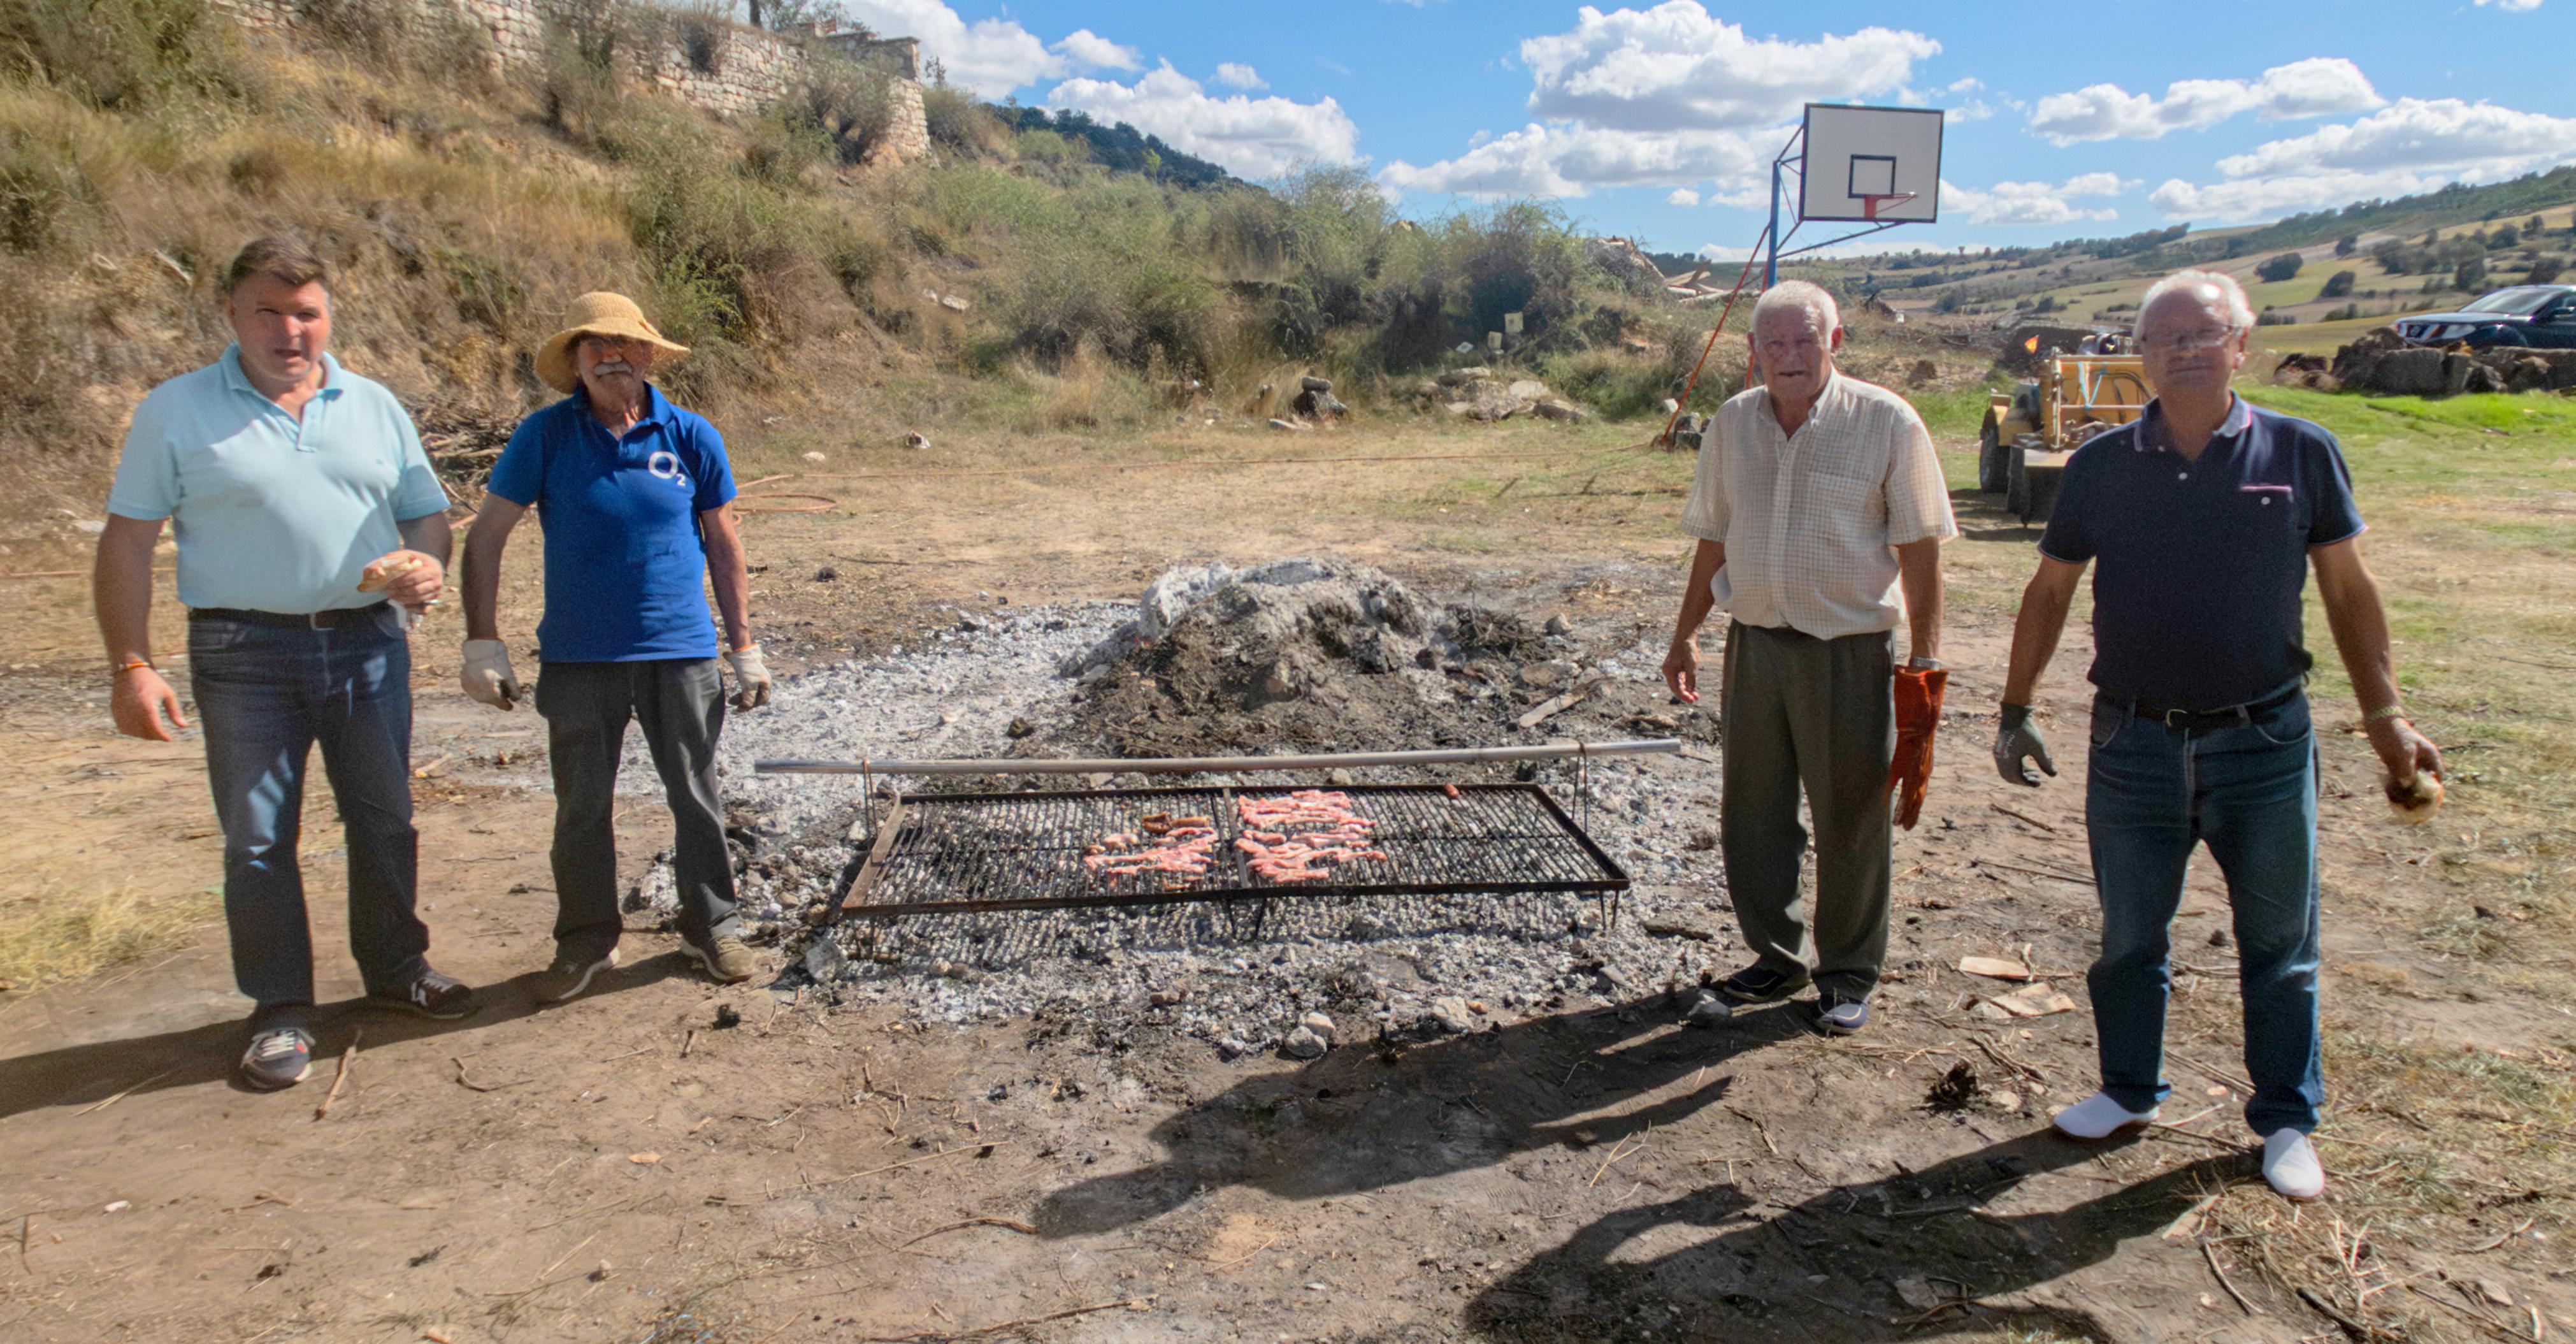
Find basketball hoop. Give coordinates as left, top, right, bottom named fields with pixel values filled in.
left=1860, top=191, right=1918, bottom=221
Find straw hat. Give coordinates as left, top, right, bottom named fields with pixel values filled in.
left=533, top=291, right=689, bottom=394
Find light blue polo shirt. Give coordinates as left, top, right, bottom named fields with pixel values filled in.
left=106, top=347, right=447, bottom=614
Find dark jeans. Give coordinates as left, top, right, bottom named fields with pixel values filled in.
left=2084, top=688, right=2324, bottom=1136
left=535, top=659, right=738, bottom=957
left=189, top=605, right=428, bottom=1010
left=1717, top=619, right=1896, bottom=999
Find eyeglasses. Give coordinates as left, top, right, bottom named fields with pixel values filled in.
left=2138, top=328, right=2242, bottom=354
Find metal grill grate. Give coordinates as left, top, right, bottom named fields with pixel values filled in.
left=837, top=783, right=1628, bottom=920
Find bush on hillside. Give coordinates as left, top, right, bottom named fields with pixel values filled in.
left=2456, top=256, right=2487, bottom=291
left=296, top=0, right=495, bottom=90
left=2320, top=270, right=2356, bottom=299
left=0, top=0, right=250, bottom=109
left=2256, top=252, right=2301, bottom=282
left=2334, top=234, right=2357, bottom=258
left=2531, top=256, right=2565, bottom=284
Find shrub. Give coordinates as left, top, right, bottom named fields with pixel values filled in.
left=2528, top=256, right=2563, bottom=284
left=2455, top=256, right=2487, bottom=292
left=0, top=0, right=249, bottom=110
left=2335, top=233, right=2358, bottom=258
left=296, top=0, right=494, bottom=89
left=2493, top=224, right=2520, bottom=249
left=782, top=54, right=890, bottom=166
left=2255, top=310, right=2295, bottom=326
left=921, top=82, right=1002, bottom=157
left=2320, top=270, right=2356, bottom=299
left=2255, top=252, right=2301, bottom=282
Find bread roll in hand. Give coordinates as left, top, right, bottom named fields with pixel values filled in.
left=358, top=554, right=424, bottom=593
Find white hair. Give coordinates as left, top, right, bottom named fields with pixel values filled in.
left=2137, top=268, right=2254, bottom=332
left=1750, top=280, right=1841, bottom=336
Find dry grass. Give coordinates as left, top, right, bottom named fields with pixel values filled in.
left=0, top=876, right=215, bottom=988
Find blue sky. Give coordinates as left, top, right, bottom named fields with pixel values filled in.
left=825, top=0, right=2576, bottom=257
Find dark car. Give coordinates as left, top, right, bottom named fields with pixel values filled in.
left=2395, top=285, right=2576, bottom=349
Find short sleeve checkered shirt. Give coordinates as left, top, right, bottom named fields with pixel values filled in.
left=1680, top=371, right=1957, bottom=639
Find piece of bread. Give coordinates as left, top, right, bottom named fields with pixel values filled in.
left=357, top=554, right=423, bottom=593
left=2384, top=772, right=2443, bottom=824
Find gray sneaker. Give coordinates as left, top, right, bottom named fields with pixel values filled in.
left=370, top=967, right=480, bottom=1020
left=240, top=1025, right=313, bottom=1091
left=1817, top=995, right=1870, bottom=1036
left=682, top=934, right=756, bottom=985
left=534, top=947, right=619, bottom=1004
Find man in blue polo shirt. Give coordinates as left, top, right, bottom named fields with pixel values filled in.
left=1994, top=269, right=2442, bottom=1201
left=95, top=235, right=479, bottom=1093
left=457, top=293, right=771, bottom=1004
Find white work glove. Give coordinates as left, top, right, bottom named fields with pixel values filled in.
left=461, top=639, right=521, bottom=710
left=724, top=644, right=772, bottom=711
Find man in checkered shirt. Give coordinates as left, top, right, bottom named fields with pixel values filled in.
left=1662, top=280, right=1957, bottom=1035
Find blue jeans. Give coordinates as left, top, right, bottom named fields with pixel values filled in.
left=2084, top=687, right=2324, bottom=1136
left=189, top=605, right=428, bottom=1011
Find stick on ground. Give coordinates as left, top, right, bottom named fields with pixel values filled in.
left=315, top=1030, right=360, bottom=1122
left=860, top=1297, right=1148, bottom=1342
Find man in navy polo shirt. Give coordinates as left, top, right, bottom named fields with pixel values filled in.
left=457, top=293, right=772, bottom=1003
left=1994, top=269, right=2441, bottom=1201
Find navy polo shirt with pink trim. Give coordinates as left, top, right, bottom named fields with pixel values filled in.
left=2038, top=396, right=2364, bottom=711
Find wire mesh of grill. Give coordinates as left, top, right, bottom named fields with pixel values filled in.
left=842, top=783, right=1627, bottom=919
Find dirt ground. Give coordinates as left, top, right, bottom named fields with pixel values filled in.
left=1, top=412, right=2569, bottom=1343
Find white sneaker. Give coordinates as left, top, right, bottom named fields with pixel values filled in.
left=2263, top=1130, right=2324, bottom=1201
left=2052, top=1090, right=2160, bottom=1139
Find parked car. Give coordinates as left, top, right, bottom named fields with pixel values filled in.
left=2395, top=285, right=2576, bottom=349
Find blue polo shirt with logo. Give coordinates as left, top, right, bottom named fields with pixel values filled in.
left=2038, top=396, right=2365, bottom=711
left=486, top=384, right=736, bottom=662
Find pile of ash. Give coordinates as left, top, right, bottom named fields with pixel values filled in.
left=1046, top=558, right=1564, bottom=759
left=622, top=557, right=1736, bottom=1063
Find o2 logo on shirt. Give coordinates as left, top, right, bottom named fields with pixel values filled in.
left=646, top=450, right=689, bottom=491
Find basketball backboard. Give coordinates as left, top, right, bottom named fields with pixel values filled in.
left=1799, top=104, right=1941, bottom=224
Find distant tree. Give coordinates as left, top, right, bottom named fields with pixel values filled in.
left=2423, top=228, right=2441, bottom=245
left=2255, top=252, right=2303, bottom=282
left=2531, top=256, right=2565, bottom=284
left=2320, top=270, right=2357, bottom=298
left=2529, top=214, right=2547, bottom=235
left=2334, top=233, right=2358, bottom=259
left=2456, top=256, right=2487, bottom=291
left=2494, top=224, right=2521, bottom=249
left=2373, top=241, right=2415, bottom=275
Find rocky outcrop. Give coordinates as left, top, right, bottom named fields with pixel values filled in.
left=2321, top=326, right=2576, bottom=396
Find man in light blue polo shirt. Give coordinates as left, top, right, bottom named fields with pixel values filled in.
left=96, top=235, right=480, bottom=1093
left=459, top=292, right=770, bottom=1004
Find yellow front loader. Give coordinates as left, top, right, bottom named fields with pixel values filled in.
left=1978, top=354, right=2152, bottom=523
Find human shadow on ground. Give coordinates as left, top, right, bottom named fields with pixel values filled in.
left=1035, top=994, right=1814, bottom=1238
left=1464, top=1128, right=2254, bottom=1343
left=0, top=953, right=691, bottom=1120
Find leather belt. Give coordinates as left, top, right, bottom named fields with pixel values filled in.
left=2130, top=681, right=2301, bottom=732
left=189, top=602, right=390, bottom=630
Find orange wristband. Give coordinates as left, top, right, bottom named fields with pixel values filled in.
left=113, top=660, right=153, bottom=677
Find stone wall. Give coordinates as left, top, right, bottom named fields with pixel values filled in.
left=212, top=0, right=929, bottom=159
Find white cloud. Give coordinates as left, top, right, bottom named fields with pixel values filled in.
left=2027, top=57, right=2382, bottom=145
left=1378, top=122, right=1773, bottom=198
left=1945, top=76, right=1983, bottom=94
left=1054, top=29, right=1140, bottom=71
left=1046, top=64, right=1363, bottom=179
left=1667, top=187, right=1701, bottom=206
left=1214, top=62, right=1266, bottom=90
left=1950, top=99, right=1994, bottom=122
left=1519, top=4, right=1939, bottom=131
left=2475, top=0, right=2542, bottom=10
left=2149, top=97, right=2576, bottom=219
left=1940, top=173, right=2131, bottom=226
left=1381, top=6, right=1939, bottom=201
left=839, top=0, right=1066, bottom=96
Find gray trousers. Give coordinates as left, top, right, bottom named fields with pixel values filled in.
left=535, top=659, right=740, bottom=957
left=1718, top=620, right=1896, bottom=999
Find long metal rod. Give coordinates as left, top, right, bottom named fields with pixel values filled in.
left=758, top=738, right=1681, bottom=777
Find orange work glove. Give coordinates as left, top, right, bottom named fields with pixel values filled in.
left=1888, top=665, right=1948, bottom=831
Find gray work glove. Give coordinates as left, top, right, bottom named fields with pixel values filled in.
left=1995, top=703, right=2055, bottom=786
left=461, top=639, right=521, bottom=710
left=724, top=644, right=772, bottom=711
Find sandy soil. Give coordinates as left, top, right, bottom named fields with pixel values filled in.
left=0, top=417, right=2567, bottom=1343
